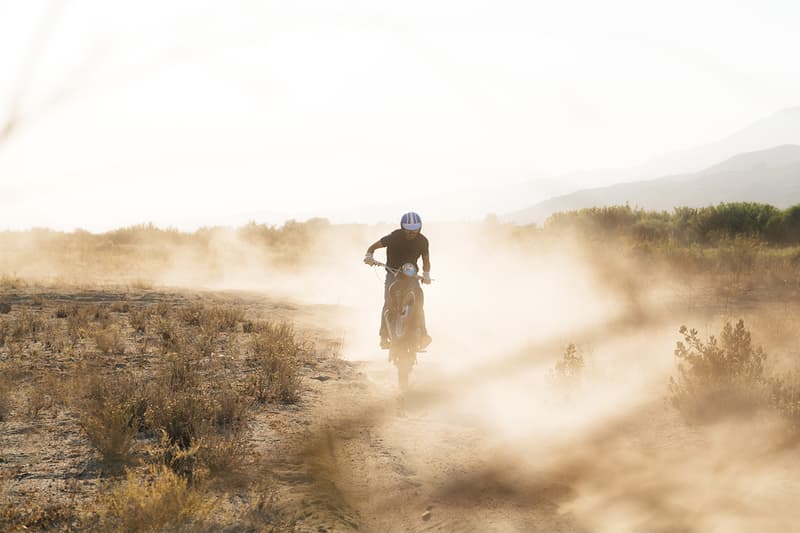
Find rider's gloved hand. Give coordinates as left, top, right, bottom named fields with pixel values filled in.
left=363, top=253, right=376, bottom=266
left=422, top=271, right=431, bottom=284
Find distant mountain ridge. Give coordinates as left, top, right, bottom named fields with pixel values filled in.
left=506, top=145, right=800, bottom=224
left=631, top=106, right=800, bottom=180
left=549, top=106, right=800, bottom=190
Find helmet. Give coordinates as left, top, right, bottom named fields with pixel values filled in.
left=400, top=212, right=422, bottom=231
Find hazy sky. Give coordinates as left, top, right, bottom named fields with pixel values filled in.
left=1, top=0, right=799, bottom=230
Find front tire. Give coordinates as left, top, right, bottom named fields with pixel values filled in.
left=393, top=346, right=415, bottom=392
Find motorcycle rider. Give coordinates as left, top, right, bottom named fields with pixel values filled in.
left=363, top=211, right=432, bottom=350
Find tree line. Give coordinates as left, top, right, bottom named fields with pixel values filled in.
left=542, top=203, right=800, bottom=245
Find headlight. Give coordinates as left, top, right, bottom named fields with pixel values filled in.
left=401, top=263, right=418, bottom=277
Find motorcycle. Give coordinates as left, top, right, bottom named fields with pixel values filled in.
left=370, top=260, right=430, bottom=391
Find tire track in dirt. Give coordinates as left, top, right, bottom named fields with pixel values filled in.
left=298, top=359, right=578, bottom=532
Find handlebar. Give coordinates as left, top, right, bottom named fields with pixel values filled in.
left=368, top=260, right=432, bottom=283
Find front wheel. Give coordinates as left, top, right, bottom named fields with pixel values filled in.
left=392, top=346, right=415, bottom=392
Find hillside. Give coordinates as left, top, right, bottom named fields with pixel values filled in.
left=507, top=145, right=800, bottom=224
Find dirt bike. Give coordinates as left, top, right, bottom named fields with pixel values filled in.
left=370, top=260, right=430, bottom=391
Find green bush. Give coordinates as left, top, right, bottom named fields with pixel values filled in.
left=542, top=202, right=800, bottom=245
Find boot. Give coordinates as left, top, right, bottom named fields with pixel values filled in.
left=418, top=333, right=432, bottom=350
left=380, top=335, right=391, bottom=350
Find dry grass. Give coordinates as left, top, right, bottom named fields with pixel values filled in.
left=549, top=343, right=586, bottom=397
left=92, top=325, right=126, bottom=355
left=69, top=369, right=147, bottom=467
left=0, top=290, right=331, bottom=530
left=100, top=466, right=214, bottom=532
left=246, top=322, right=309, bottom=404
left=0, top=219, right=331, bottom=287
left=0, top=367, right=12, bottom=422
left=0, top=501, right=86, bottom=531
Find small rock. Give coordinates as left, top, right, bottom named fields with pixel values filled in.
left=0, top=303, right=11, bottom=314
left=422, top=510, right=432, bottom=521
left=311, top=375, right=331, bottom=382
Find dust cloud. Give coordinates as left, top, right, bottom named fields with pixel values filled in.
left=2, top=221, right=799, bottom=531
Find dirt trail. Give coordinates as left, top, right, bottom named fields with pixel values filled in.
left=288, top=351, right=579, bottom=533
left=7, top=285, right=795, bottom=531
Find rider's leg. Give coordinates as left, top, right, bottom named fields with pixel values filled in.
left=415, top=281, right=432, bottom=348
left=415, top=282, right=427, bottom=334
left=379, top=271, right=394, bottom=346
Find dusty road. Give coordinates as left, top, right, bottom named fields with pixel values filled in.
left=273, top=294, right=800, bottom=533
left=276, top=357, right=577, bottom=532
left=3, top=284, right=800, bottom=532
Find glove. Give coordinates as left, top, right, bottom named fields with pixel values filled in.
left=422, top=271, right=431, bottom=284
left=363, top=253, right=376, bottom=266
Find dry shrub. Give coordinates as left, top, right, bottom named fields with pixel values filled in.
left=110, top=301, right=130, bottom=313
left=549, top=343, right=585, bottom=395
left=177, top=304, right=205, bottom=327
left=212, top=383, right=248, bottom=429
left=242, top=489, right=287, bottom=530
left=93, top=325, right=126, bottom=355
left=71, top=370, right=148, bottom=466
left=26, top=380, right=54, bottom=419
left=8, top=309, right=47, bottom=343
left=670, top=320, right=800, bottom=433
left=246, top=322, right=307, bottom=404
left=197, top=429, right=253, bottom=486
left=179, top=303, right=244, bottom=332
left=130, top=278, right=154, bottom=290
left=249, top=361, right=301, bottom=405
left=64, top=305, right=93, bottom=342
left=769, top=371, right=800, bottom=430
left=669, top=320, right=770, bottom=422
left=715, top=235, right=761, bottom=282
left=100, top=466, right=213, bottom=532
left=147, top=388, right=250, bottom=482
left=147, top=391, right=210, bottom=450
left=153, top=316, right=183, bottom=354
left=91, top=304, right=112, bottom=326
left=145, top=352, right=249, bottom=480
left=0, top=501, right=84, bottom=531
left=0, top=275, right=25, bottom=289
left=250, top=321, right=308, bottom=360
left=191, top=329, right=217, bottom=358
left=147, top=384, right=247, bottom=446
left=326, top=337, right=344, bottom=359
left=0, top=368, right=12, bottom=421
left=42, top=321, right=67, bottom=353
left=162, top=352, right=200, bottom=393
left=155, top=302, right=171, bottom=317
left=148, top=351, right=205, bottom=445
left=128, top=307, right=149, bottom=334
left=210, top=305, right=245, bottom=331
left=83, top=404, right=138, bottom=466
left=159, top=434, right=203, bottom=481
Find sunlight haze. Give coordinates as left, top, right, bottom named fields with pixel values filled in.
left=1, top=0, right=799, bottom=230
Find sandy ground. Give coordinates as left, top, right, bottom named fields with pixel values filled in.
left=2, top=284, right=800, bottom=532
